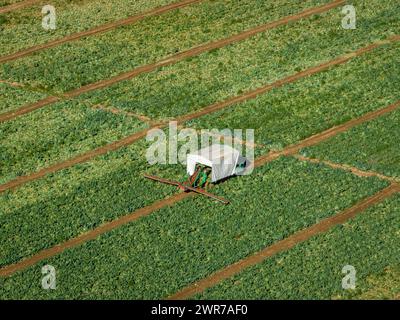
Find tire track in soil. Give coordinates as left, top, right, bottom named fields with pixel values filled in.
left=0, top=0, right=40, bottom=14
left=1, top=101, right=399, bottom=276
left=0, top=0, right=345, bottom=123
left=0, top=0, right=203, bottom=63
left=0, top=36, right=398, bottom=194
left=294, top=154, right=399, bottom=183
left=167, top=183, right=400, bottom=300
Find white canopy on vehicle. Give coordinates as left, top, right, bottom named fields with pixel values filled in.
left=187, top=144, right=244, bottom=182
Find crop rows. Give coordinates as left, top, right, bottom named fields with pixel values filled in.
left=0, top=157, right=388, bottom=299
left=3, top=1, right=398, bottom=186
left=1, top=37, right=398, bottom=268
left=0, top=0, right=334, bottom=93
left=0, top=82, right=48, bottom=114
left=2, top=38, right=398, bottom=188
left=196, top=194, right=400, bottom=299
left=76, top=0, right=400, bottom=120
left=1, top=0, right=399, bottom=300
left=302, top=108, right=400, bottom=179
left=0, top=0, right=180, bottom=56
left=0, top=100, right=148, bottom=184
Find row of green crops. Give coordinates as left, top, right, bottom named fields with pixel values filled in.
left=0, top=100, right=148, bottom=184
left=187, top=43, right=400, bottom=147
left=0, top=157, right=388, bottom=299
left=301, top=108, right=400, bottom=179
left=2, top=40, right=398, bottom=190
left=77, top=0, right=400, bottom=119
left=0, top=0, right=332, bottom=92
left=197, top=194, right=400, bottom=299
left=0, top=0, right=178, bottom=56
left=0, top=139, right=184, bottom=267
left=0, top=82, right=48, bottom=114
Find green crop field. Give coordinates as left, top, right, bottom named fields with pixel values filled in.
left=0, top=0, right=399, bottom=302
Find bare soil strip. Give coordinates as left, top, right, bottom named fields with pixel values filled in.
left=0, top=38, right=398, bottom=194
left=0, top=0, right=345, bottom=123
left=91, top=104, right=152, bottom=123
left=294, top=154, right=398, bottom=183
left=0, top=0, right=40, bottom=14
left=1, top=99, right=399, bottom=276
left=168, top=183, right=400, bottom=300
left=0, top=0, right=203, bottom=64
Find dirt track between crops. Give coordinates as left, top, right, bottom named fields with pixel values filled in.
left=168, top=183, right=400, bottom=300
left=0, top=0, right=345, bottom=123
left=1, top=37, right=399, bottom=194
left=0, top=0, right=203, bottom=64
left=0, top=0, right=40, bottom=14
left=294, top=155, right=399, bottom=183
left=1, top=99, right=399, bottom=277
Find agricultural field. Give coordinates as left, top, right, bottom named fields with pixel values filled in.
left=0, top=0, right=399, bottom=302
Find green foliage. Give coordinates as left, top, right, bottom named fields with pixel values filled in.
left=0, top=0, right=176, bottom=56
left=76, top=0, right=399, bottom=120
left=301, top=109, right=400, bottom=179
left=0, top=100, right=147, bottom=184
left=197, top=194, right=400, bottom=299
left=0, top=140, right=180, bottom=267
left=0, top=0, right=330, bottom=92
left=0, top=83, right=48, bottom=114
left=0, top=157, right=387, bottom=299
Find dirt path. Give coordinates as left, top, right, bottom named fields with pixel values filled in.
left=0, top=0, right=40, bottom=14
left=1, top=101, right=399, bottom=276
left=0, top=0, right=345, bottom=123
left=1, top=39, right=399, bottom=194
left=294, top=155, right=398, bottom=183
left=0, top=0, right=203, bottom=64
left=168, top=183, right=400, bottom=300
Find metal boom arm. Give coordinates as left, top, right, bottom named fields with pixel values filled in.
left=144, top=174, right=229, bottom=205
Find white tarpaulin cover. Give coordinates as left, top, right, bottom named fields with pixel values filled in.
left=187, top=144, right=241, bottom=182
